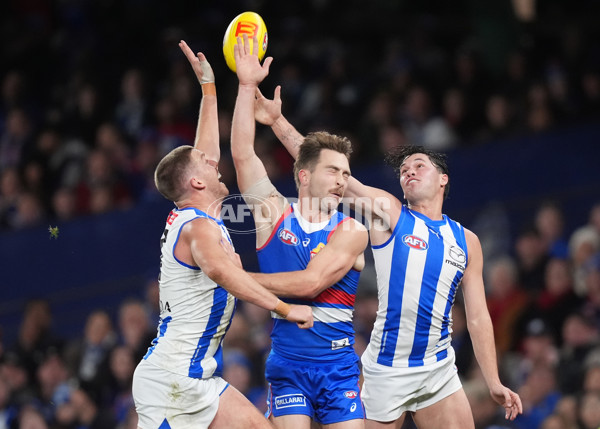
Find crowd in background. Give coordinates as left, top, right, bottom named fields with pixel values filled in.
left=1, top=0, right=600, bottom=231
left=2, top=1, right=600, bottom=428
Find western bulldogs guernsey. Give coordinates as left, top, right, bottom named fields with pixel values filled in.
left=143, top=207, right=236, bottom=379
left=257, top=203, right=360, bottom=363
left=363, top=206, right=468, bottom=368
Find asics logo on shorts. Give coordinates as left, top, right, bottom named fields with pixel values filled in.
left=274, top=394, right=306, bottom=409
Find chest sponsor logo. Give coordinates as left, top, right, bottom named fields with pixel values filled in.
left=402, top=234, right=428, bottom=250
left=344, top=390, right=358, bottom=399
left=274, top=394, right=306, bottom=409
left=278, top=228, right=299, bottom=246
left=310, top=242, right=325, bottom=258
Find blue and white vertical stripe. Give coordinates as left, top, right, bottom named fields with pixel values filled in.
left=144, top=207, right=236, bottom=379
left=365, top=207, right=467, bottom=368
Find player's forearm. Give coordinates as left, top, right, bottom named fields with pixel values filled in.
left=468, top=316, right=503, bottom=387
left=251, top=271, right=322, bottom=298
left=231, top=84, right=259, bottom=162
left=207, top=261, right=291, bottom=315
left=194, top=87, right=219, bottom=159
left=271, top=115, right=304, bottom=160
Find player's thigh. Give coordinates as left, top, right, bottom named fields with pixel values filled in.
left=365, top=415, right=406, bottom=429
left=210, top=385, right=274, bottom=429
left=322, top=417, right=365, bottom=429
left=271, top=413, right=312, bottom=429
left=411, top=388, right=474, bottom=429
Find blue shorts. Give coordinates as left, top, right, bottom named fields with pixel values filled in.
left=264, top=352, right=364, bottom=424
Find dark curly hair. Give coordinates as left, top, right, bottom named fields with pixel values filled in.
left=385, top=145, right=450, bottom=200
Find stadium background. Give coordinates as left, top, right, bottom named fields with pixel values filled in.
left=1, top=1, right=600, bottom=428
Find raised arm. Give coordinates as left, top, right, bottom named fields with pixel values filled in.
left=182, top=217, right=313, bottom=328
left=230, top=34, right=273, bottom=193
left=179, top=40, right=219, bottom=162
left=462, top=228, right=523, bottom=421
left=252, top=219, right=368, bottom=298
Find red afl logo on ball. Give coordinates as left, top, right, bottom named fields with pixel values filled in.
left=344, top=391, right=358, bottom=399
left=278, top=229, right=299, bottom=246
left=402, top=234, right=428, bottom=250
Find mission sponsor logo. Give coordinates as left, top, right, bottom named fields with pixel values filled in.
left=402, top=234, right=428, bottom=250
left=278, top=228, right=299, bottom=246
left=274, top=394, right=306, bottom=409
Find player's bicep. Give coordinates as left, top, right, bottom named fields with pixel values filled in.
left=186, top=219, right=231, bottom=276
left=461, top=229, right=488, bottom=321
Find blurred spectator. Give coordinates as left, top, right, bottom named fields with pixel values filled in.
left=55, top=386, right=116, bottom=429
left=502, top=318, right=558, bottom=389
left=115, top=68, right=150, bottom=140
left=534, top=202, right=569, bottom=259
left=514, top=227, right=549, bottom=297
left=557, top=312, right=600, bottom=394
left=486, top=256, right=529, bottom=353
left=0, top=108, right=34, bottom=171
left=117, top=299, right=154, bottom=361
left=578, top=391, right=600, bottom=429
left=0, top=167, right=23, bottom=230
left=0, top=374, right=17, bottom=429
left=513, top=364, right=561, bottom=429
left=106, top=346, right=135, bottom=426
left=50, top=187, right=77, bottom=222
left=7, top=299, right=61, bottom=383
left=569, top=202, right=600, bottom=296
left=401, top=85, right=457, bottom=150
left=63, top=310, right=116, bottom=401
left=521, top=257, right=582, bottom=345
left=17, top=404, right=48, bottom=429
left=477, top=94, right=517, bottom=142
left=74, top=149, right=132, bottom=215
left=33, top=348, right=73, bottom=423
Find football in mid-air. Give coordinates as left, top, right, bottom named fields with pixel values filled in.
left=222, top=11, right=268, bottom=73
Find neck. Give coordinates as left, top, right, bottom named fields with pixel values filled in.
left=407, top=200, right=443, bottom=220
left=177, top=197, right=222, bottom=218
left=296, top=198, right=334, bottom=223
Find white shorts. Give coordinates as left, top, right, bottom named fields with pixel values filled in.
left=361, top=354, right=462, bottom=422
left=133, top=359, right=229, bottom=429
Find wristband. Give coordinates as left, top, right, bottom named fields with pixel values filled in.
left=273, top=299, right=291, bottom=319
left=201, top=82, right=216, bottom=96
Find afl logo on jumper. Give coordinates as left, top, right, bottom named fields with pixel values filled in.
left=402, top=234, right=428, bottom=250
left=278, top=228, right=299, bottom=246
left=344, top=391, right=358, bottom=399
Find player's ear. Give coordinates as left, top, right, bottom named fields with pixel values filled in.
left=190, top=176, right=206, bottom=191
left=298, top=169, right=309, bottom=186
left=440, top=174, right=448, bottom=187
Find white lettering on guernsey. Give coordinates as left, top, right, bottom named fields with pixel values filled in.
left=274, top=394, right=306, bottom=409
left=332, top=337, right=350, bottom=350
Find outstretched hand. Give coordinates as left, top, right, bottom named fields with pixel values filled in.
left=490, top=384, right=523, bottom=421
left=254, top=86, right=282, bottom=126
left=179, top=40, right=215, bottom=85
left=234, top=33, right=273, bottom=87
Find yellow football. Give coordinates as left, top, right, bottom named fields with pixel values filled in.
left=222, top=11, right=268, bottom=73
